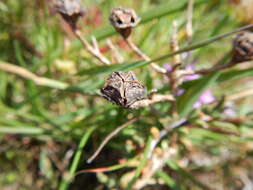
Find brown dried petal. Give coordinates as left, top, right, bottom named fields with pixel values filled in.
left=101, top=71, right=146, bottom=108
left=232, top=31, right=253, bottom=63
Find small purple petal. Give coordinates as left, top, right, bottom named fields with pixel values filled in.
left=194, top=90, right=215, bottom=108
left=184, top=74, right=199, bottom=81
left=183, top=63, right=200, bottom=81
left=200, top=90, right=215, bottom=104
left=224, top=107, right=236, bottom=117
left=176, top=89, right=185, bottom=96
left=193, top=101, right=202, bottom=108
left=185, top=64, right=195, bottom=71
left=163, top=64, right=172, bottom=72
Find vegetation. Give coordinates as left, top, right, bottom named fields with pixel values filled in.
left=1, top=0, right=253, bottom=189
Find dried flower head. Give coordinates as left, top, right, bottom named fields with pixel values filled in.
left=54, top=0, right=84, bottom=29
left=101, top=71, right=146, bottom=108
left=232, top=31, right=253, bottom=63
left=109, top=7, right=140, bottom=38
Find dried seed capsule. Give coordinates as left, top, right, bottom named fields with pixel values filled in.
left=101, top=71, right=146, bottom=108
left=54, top=0, right=84, bottom=30
left=232, top=31, right=253, bottom=63
left=109, top=7, right=140, bottom=39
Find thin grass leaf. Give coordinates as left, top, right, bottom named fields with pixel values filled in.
left=59, top=126, right=96, bottom=190
left=0, top=126, right=44, bottom=135
left=177, top=72, right=220, bottom=117
left=53, top=106, right=101, bottom=126
left=182, top=67, right=253, bottom=89
left=126, top=136, right=152, bottom=190
left=156, top=170, right=181, bottom=190
left=79, top=24, right=253, bottom=76
left=166, top=160, right=211, bottom=190
left=217, top=67, right=253, bottom=83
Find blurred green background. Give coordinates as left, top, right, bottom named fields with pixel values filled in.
left=1, top=0, right=253, bottom=189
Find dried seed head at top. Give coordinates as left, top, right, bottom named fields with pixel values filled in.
left=54, top=0, right=85, bottom=30
left=109, top=7, right=140, bottom=39
left=101, top=71, right=146, bottom=109
left=232, top=31, right=253, bottom=63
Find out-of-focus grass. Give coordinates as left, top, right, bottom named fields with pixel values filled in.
left=1, top=0, right=253, bottom=189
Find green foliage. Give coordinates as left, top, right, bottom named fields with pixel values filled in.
left=1, top=0, right=253, bottom=189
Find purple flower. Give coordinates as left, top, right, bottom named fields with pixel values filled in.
left=193, top=90, right=216, bottom=108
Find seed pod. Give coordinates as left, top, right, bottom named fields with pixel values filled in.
left=232, top=31, right=253, bottom=63
left=54, top=0, right=84, bottom=30
left=109, top=7, right=140, bottom=39
left=101, top=71, right=146, bottom=108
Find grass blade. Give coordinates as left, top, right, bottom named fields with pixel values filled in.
left=177, top=72, right=220, bottom=117
left=79, top=24, right=253, bottom=76
left=126, top=136, right=152, bottom=190
left=156, top=170, right=181, bottom=190
left=59, top=126, right=96, bottom=190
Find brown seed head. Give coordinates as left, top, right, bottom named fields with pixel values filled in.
left=54, top=0, right=85, bottom=30
left=232, top=31, right=253, bottom=63
left=101, top=71, right=146, bottom=108
left=109, top=7, right=140, bottom=38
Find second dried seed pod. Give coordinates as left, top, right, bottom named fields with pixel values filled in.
left=109, top=7, right=140, bottom=39
left=232, top=31, right=253, bottom=63
left=54, top=0, right=85, bottom=30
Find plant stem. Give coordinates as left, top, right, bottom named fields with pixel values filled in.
left=148, top=24, right=253, bottom=65
left=0, top=61, right=98, bottom=96
left=87, top=117, right=139, bottom=163
left=124, top=38, right=167, bottom=74
left=0, top=62, right=68, bottom=89
left=74, top=30, right=111, bottom=65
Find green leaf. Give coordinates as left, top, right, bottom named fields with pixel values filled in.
left=177, top=72, right=220, bottom=117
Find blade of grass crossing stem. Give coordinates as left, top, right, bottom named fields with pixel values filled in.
left=156, top=170, right=181, bottom=190
left=79, top=24, right=253, bottom=76
left=126, top=136, right=152, bottom=190
left=177, top=72, right=220, bottom=117
left=59, top=126, right=96, bottom=190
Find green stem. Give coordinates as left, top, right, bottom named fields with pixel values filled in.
left=126, top=136, right=152, bottom=190
left=59, top=126, right=96, bottom=190
left=144, top=24, right=253, bottom=68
